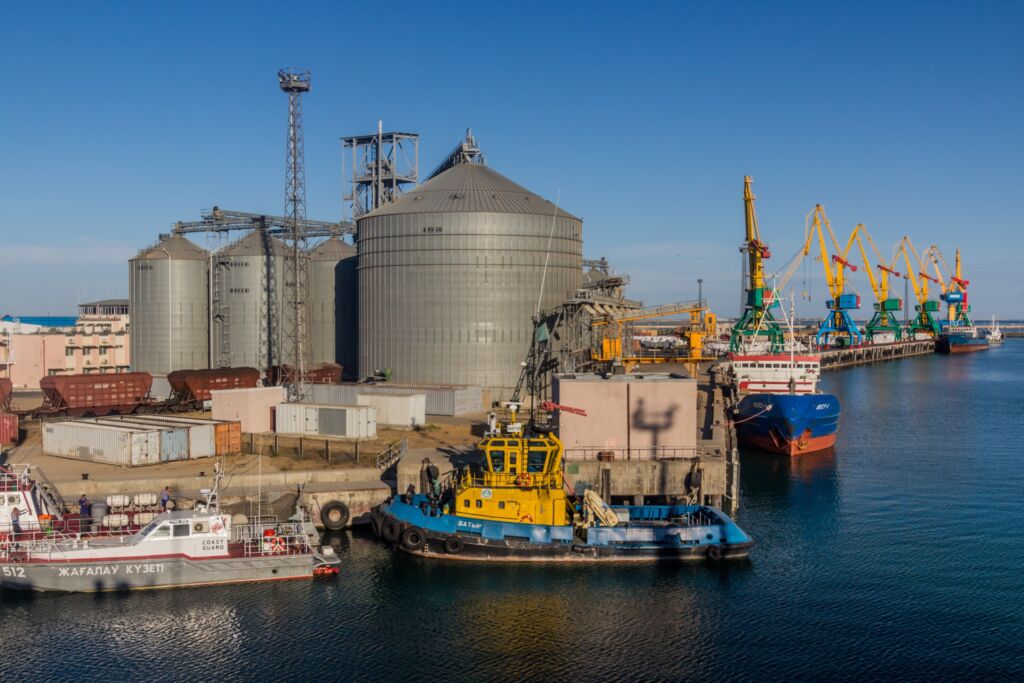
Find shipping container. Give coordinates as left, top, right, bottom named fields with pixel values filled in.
left=276, top=403, right=376, bottom=439
left=40, top=372, right=153, bottom=417
left=92, top=415, right=216, bottom=459
left=302, top=382, right=481, bottom=416
left=41, top=420, right=161, bottom=466
left=211, top=386, right=286, bottom=433
left=356, top=392, right=425, bottom=428
left=0, top=413, right=18, bottom=445
left=128, top=414, right=240, bottom=457
left=160, top=427, right=190, bottom=462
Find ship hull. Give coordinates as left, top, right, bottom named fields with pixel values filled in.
left=372, top=497, right=753, bottom=563
left=0, top=554, right=313, bottom=593
left=735, top=393, right=840, bottom=456
left=936, top=334, right=989, bottom=354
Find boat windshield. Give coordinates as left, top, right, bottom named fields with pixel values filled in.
left=140, top=519, right=161, bottom=536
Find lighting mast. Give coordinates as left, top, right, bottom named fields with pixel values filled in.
left=279, top=67, right=311, bottom=401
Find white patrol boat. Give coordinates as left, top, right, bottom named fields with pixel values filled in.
left=0, top=464, right=339, bottom=592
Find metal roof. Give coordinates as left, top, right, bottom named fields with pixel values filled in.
left=360, top=163, right=580, bottom=220
left=134, top=234, right=208, bottom=261
left=308, top=236, right=356, bottom=261
left=80, top=298, right=129, bottom=307
left=220, top=229, right=290, bottom=257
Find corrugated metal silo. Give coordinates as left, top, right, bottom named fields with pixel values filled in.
left=211, top=229, right=288, bottom=371
left=307, top=237, right=357, bottom=370
left=357, top=163, right=583, bottom=395
left=129, top=235, right=209, bottom=374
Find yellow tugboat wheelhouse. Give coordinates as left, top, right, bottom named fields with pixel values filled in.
left=372, top=403, right=754, bottom=562
left=456, top=430, right=570, bottom=526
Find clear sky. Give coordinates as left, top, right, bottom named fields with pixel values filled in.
left=2, top=1, right=1022, bottom=319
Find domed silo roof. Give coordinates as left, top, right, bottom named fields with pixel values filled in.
left=309, top=236, right=357, bottom=260
left=134, top=234, right=208, bottom=260
left=221, top=229, right=290, bottom=257
left=357, top=162, right=583, bottom=395
left=363, top=163, right=580, bottom=220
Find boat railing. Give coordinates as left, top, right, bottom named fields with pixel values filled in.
left=457, top=469, right=563, bottom=490
left=563, top=447, right=698, bottom=461
left=231, top=522, right=311, bottom=557
left=0, top=527, right=136, bottom=562
left=0, top=464, right=32, bottom=492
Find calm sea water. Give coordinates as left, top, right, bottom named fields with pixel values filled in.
left=3, top=343, right=1023, bottom=681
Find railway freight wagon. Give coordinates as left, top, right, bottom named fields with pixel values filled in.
left=167, top=367, right=260, bottom=407
left=266, top=363, right=343, bottom=386
left=0, top=378, right=12, bottom=412
left=39, top=373, right=153, bottom=417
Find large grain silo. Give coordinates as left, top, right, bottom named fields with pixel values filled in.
left=307, top=237, right=357, bottom=370
left=129, top=235, right=209, bottom=374
left=357, top=163, right=583, bottom=395
left=211, top=229, right=288, bottom=370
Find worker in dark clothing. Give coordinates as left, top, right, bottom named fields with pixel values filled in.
left=78, top=494, right=92, bottom=530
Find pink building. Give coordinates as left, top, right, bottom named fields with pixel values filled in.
left=0, top=300, right=131, bottom=389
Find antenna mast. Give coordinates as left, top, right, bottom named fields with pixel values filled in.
left=278, top=67, right=311, bottom=400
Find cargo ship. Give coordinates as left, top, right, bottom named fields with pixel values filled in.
left=936, top=325, right=989, bottom=354
left=371, top=405, right=753, bottom=562
left=729, top=353, right=841, bottom=456
left=727, top=176, right=840, bottom=456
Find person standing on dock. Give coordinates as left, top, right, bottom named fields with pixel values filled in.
left=161, top=486, right=171, bottom=512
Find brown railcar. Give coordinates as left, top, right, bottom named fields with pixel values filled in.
left=39, top=373, right=153, bottom=417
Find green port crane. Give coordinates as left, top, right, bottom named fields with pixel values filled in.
left=926, top=246, right=974, bottom=329
left=895, top=236, right=941, bottom=338
left=848, top=224, right=903, bottom=342
left=730, top=176, right=785, bottom=353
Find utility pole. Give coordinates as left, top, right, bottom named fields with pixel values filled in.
left=278, top=67, right=311, bottom=401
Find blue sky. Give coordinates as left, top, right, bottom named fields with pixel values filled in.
left=2, top=1, right=1022, bottom=318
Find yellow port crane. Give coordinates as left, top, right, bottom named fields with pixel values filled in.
left=895, top=236, right=941, bottom=337
left=591, top=300, right=716, bottom=373
left=847, top=224, right=903, bottom=343
left=730, top=176, right=784, bottom=353
left=926, top=246, right=974, bottom=328
left=798, top=205, right=863, bottom=347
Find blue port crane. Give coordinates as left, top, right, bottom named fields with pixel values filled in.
left=797, top=205, right=863, bottom=348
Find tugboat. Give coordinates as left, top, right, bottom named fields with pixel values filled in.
left=0, top=463, right=339, bottom=592
left=371, top=404, right=752, bottom=562
left=728, top=177, right=840, bottom=456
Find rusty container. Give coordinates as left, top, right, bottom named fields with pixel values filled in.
left=39, top=373, right=153, bottom=417
left=0, top=413, right=18, bottom=444
left=0, top=378, right=12, bottom=412
left=167, top=367, right=261, bottom=405
left=266, top=363, right=343, bottom=386
left=214, top=421, right=242, bottom=454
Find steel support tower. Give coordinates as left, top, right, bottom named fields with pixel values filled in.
left=279, top=67, right=311, bottom=398
left=341, top=123, right=419, bottom=218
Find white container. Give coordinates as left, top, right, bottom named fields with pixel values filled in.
left=356, top=392, right=425, bottom=428
left=275, top=403, right=376, bottom=439
left=93, top=415, right=217, bottom=460
left=302, top=382, right=481, bottom=416
left=212, top=386, right=286, bottom=433
left=42, top=421, right=161, bottom=466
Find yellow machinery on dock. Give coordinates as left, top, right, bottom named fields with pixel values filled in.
left=590, top=301, right=717, bottom=372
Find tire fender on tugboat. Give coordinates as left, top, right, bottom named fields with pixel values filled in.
left=320, top=500, right=350, bottom=531
left=401, top=526, right=427, bottom=551
left=443, top=536, right=463, bottom=554
left=370, top=511, right=383, bottom=537
left=381, top=518, right=402, bottom=543
left=706, top=544, right=723, bottom=561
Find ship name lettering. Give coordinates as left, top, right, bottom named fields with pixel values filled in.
left=125, top=563, right=164, bottom=574
left=2, top=566, right=26, bottom=578
left=57, top=565, right=121, bottom=577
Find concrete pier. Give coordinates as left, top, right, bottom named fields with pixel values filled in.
left=820, top=339, right=935, bottom=370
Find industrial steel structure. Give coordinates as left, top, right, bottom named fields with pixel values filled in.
left=342, top=123, right=419, bottom=219
left=129, top=235, right=210, bottom=375
left=357, top=160, right=583, bottom=394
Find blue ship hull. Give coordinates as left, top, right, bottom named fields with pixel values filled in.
left=735, top=393, right=840, bottom=456
left=371, top=495, right=753, bottom=562
left=936, top=333, right=989, bottom=354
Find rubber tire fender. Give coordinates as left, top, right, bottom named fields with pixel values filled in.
left=370, top=511, right=383, bottom=537
left=443, top=536, right=463, bottom=554
left=705, top=544, right=723, bottom=561
left=401, top=526, right=427, bottom=551
left=320, top=501, right=350, bottom=531
left=381, top=518, right=402, bottom=543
